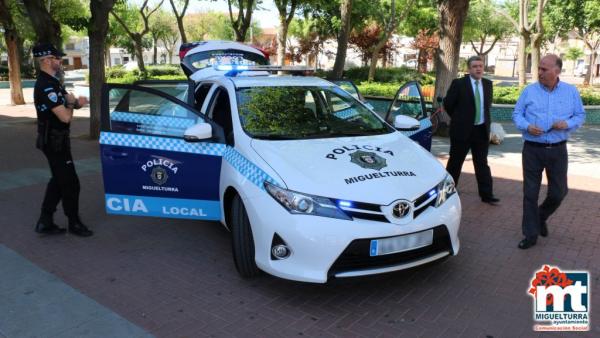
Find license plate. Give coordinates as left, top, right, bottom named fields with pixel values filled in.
left=370, top=230, right=433, bottom=256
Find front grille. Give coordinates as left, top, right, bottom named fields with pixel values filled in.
left=328, top=225, right=452, bottom=277
left=344, top=211, right=388, bottom=222
left=334, top=186, right=439, bottom=223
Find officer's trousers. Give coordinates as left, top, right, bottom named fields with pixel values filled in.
left=40, top=139, right=80, bottom=219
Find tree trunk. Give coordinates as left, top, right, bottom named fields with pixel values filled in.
left=330, top=0, right=352, bottom=79
left=434, top=0, right=469, bottom=108
left=277, top=17, right=289, bottom=66
left=88, top=0, right=116, bottom=140
left=368, top=36, right=389, bottom=81
left=0, top=0, right=25, bottom=105
left=134, top=37, right=146, bottom=75
left=153, top=37, right=158, bottom=65
left=417, top=48, right=428, bottom=73
left=530, top=32, right=543, bottom=83
left=176, top=16, right=187, bottom=44
left=22, top=0, right=62, bottom=47
left=588, top=52, right=597, bottom=85
left=4, top=29, right=25, bottom=105
left=518, top=32, right=529, bottom=86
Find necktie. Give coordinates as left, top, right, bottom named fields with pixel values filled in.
left=474, top=80, right=481, bottom=124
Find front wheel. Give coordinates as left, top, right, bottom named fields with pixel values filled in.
left=230, top=194, right=261, bottom=278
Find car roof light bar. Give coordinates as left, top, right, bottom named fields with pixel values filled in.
left=213, top=64, right=314, bottom=77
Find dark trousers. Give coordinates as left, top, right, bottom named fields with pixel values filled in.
left=446, top=124, right=493, bottom=198
left=521, top=142, right=568, bottom=239
left=40, top=141, right=80, bottom=219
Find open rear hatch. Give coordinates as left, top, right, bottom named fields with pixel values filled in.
left=179, top=41, right=270, bottom=81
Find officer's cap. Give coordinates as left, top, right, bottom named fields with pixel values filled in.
left=33, top=43, right=66, bottom=58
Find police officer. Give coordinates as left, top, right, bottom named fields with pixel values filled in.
left=33, top=43, right=93, bottom=237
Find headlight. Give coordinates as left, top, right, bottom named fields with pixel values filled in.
left=264, top=181, right=351, bottom=220
left=435, top=174, right=457, bottom=207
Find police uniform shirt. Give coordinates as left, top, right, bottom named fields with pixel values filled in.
left=34, top=71, right=69, bottom=131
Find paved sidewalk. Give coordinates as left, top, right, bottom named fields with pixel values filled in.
left=0, top=245, right=152, bottom=338
left=0, top=102, right=598, bottom=337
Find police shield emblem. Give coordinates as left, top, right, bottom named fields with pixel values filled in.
left=48, top=92, right=58, bottom=103
left=151, top=167, right=169, bottom=185
left=350, top=150, right=387, bottom=170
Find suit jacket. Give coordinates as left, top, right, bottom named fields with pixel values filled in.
left=443, top=75, right=493, bottom=141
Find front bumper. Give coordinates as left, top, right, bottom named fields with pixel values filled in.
left=242, top=192, right=461, bottom=283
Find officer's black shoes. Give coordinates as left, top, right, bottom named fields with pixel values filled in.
left=35, top=220, right=66, bottom=235
left=518, top=237, right=537, bottom=250
left=68, top=221, right=93, bottom=237
left=540, top=220, right=549, bottom=237
left=481, top=196, right=500, bottom=205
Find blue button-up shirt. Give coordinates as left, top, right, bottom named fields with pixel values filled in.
left=512, top=80, right=586, bottom=143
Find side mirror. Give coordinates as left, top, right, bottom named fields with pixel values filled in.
left=184, top=122, right=212, bottom=142
left=394, top=115, right=420, bottom=131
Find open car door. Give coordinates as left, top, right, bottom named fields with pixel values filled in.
left=133, top=79, right=195, bottom=106
left=384, top=81, right=433, bottom=151
left=99, top=83, right=226, bottom=221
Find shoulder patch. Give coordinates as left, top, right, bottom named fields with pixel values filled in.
left=48, top=92, right=58, bottom=103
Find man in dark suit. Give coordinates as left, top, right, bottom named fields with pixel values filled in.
left=443, top=55, right=499, bottom=205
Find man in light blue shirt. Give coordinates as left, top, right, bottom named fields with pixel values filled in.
left=512, top=54, right=586, bottom=249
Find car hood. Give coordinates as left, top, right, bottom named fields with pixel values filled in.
left=250, top=132, right=447, bottom=205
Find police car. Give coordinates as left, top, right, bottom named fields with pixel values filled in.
left=99, top=41, right=460, bottom=283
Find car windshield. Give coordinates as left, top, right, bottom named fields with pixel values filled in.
left=236, top=86, right=393, bottom=139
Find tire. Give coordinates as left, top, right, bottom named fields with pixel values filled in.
left=230, top=194, right=261, bottom=278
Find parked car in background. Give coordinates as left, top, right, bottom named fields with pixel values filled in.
left=574, top=63, right=589, bottom=77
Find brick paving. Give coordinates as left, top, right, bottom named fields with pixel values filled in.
left=0, top=105, right=599, bottom=337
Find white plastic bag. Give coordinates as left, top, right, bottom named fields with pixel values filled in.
left=489, top=122, right=505, bottom=145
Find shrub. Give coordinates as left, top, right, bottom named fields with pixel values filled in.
left=321, top=66, right=434, bottom=85
left=356, top=82, right=402, bottom=98
left=146, top=65, right=184, bottom=77
left=492, top=86, right=523, bottom=104
left=106, top=65, right=127, bottom=79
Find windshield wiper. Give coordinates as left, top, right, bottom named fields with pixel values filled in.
left=251, top=134, right=301, bottom=140
left=326, top=130, right=388, bottom=137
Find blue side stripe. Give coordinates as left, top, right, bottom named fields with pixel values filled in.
left=99, top=132, right=226, bottom=156
left=105, top=194, right=220, bottom=220
left=99, top=132, right=279, bottom=190
left=224, top=147, right=281, bottom=190
left=111, top=111, right=201, bottom=128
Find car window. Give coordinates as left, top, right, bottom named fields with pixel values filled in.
left=134, top=82, right=190, bottom=103
left=195, top=83, right=213, bottom=110
left=333, top=80, right=360, bottom=100
left=208, top=88, right=234, bottom=145
left=387, top=83, right=424, bottom=123
left=108, top=87, right=203, bottom=138
left=236, top=86, right=393, bottom=140
left=188, top=50, right=268, bottom=70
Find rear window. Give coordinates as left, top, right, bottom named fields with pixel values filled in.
left=184, top=49, right=268, bottom=73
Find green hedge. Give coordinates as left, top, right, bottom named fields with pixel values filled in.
left=105, top=67, right=600, bottom=105
left=358, top=82, right=600, bottom=105
left=105, top=65, right=184, bottom=81
left=107, top=73, right=186, bottom=84
left=319, top=66, right=435, bottom=85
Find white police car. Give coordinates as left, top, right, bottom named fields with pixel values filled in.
left=99, top=41, right=460, bottom=283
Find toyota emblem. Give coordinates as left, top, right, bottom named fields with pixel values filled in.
left=393, top=201, right=411, bottom=218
